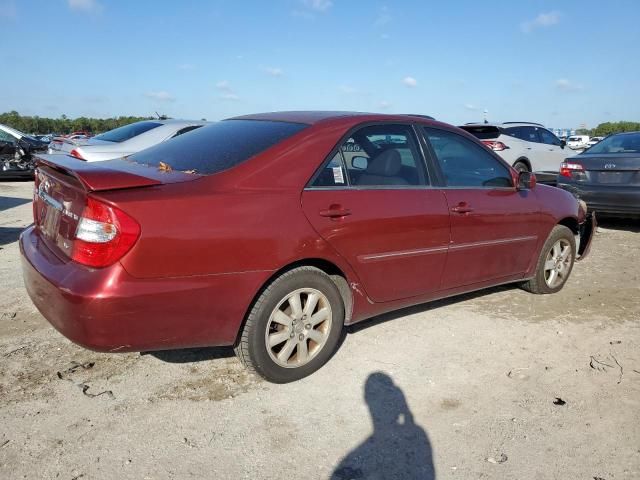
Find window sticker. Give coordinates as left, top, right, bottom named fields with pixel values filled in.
left=333, top=166, right=345, bottom=184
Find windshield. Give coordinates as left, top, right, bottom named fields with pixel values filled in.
left=568, top=137, right=582, bottom=142
left=585, top=133, right=640, bottom=154
left=94, top=121, right=162, bottom=143
left=128, top=119, right=308, bottom=174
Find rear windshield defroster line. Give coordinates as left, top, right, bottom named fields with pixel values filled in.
left=127, top=119, right=309, bottom=175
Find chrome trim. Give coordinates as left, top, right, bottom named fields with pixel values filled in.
left=449, top=235, right=538, bottom=251
left=358, top=246, right=448, bottom=263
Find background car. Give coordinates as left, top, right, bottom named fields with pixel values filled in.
left=0, top=123, right=48, bottom=178
left=558, top=131, right=640, bottom=218
left=459, top=122, right=568, bottom=181
left=567, top=135, right=591, bottom=150
left=47, top=119, right=206, bottom=161
left=586, top=136, right=604, bottom=147
left=23, top=112, right=595, bottom=383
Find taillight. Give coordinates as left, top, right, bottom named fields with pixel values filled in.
left=71, top=197, right=140, bottom=268
left=481, top=140, right=509, bottom=151
left=560, top=161, right=584, bottom=178
left=70, top=149, right=84, bottom=160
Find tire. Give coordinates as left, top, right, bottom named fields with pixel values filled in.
left=513, top=160, right=530, bottom=173
left=521, top=225, right=576, bottom=294
left=234, top=266, right=345, bottom=383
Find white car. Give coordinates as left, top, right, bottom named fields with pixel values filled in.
left=566, top=135, right=590, bottom=150
left=459, top=122, right=569, bottom=180
left=586, top=136, right=604, bottom=147
left=47, top=119, right=206, bottom=162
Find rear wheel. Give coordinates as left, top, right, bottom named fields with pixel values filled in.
left=513, top=160, right=530, bottom=173
left=521, top=225, right=576, bottom=294
left=235, top=266, right=345, bottom=383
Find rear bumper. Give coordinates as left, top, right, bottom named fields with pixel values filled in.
left=20, top=226, right=270, bottom=352
left=557, top=182, right=640, bottom=217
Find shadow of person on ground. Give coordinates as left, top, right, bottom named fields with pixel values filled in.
left=331, top=372, right=435, bottom=480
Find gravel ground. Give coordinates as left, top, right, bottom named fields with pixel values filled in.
left=1, top=180, right=639, bottom=480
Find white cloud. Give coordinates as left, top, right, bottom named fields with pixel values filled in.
left=521, top=11, right=560, bottom=33
left=264, top=66, right=284, bottom=77
left=68, top=0, right=102, bottom=13
left=144, top=91, right=175, bottom=102
left=402, top=76, right=417, bottom=88
left=339, top=85, right=357, bottom=94
left=178, top=63, right=195, bottom=71
left=220, top=93, right=240, bottom=101
left=374, top=6, right=391, bottom=27
left=303, top=0, right=332, bottom=12
left=0, top=1, right=17, bottom=20
left=555, top=78, right=583, bottom=92
left=379, top=101, right=391, bottom=110
left=216, top=81, right=240, bottom=100
left=215, top=80, right=233, bottom=92
left=464, top=104, right=479, bottom=111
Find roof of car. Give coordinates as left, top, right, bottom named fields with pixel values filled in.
left=463, top=121, right=545, bottom=128
left=228, top=111, right=438, bottom=126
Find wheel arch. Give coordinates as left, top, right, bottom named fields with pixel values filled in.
left=234, top=258, right=354, bottom=346
left=513, top=157, right=531, bottom=171
left=558, top=216, right=579, bottom=234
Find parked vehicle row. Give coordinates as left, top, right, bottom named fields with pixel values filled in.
left=557, top=131, right=640, bottom=217
left=0, top=124, right=49, bottom=179
left=21, top=111, right=595, bottom=382
left=47, top=119, right=206, bottom=161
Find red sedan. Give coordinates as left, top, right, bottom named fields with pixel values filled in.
left=21, top=112, right=595, bottom=382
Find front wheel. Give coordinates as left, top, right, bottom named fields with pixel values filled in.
left=235, top=266, right=345, bottom=383
left=521, top=225, right=576, bottom=294
left=513, top=161, right=530, bottom=173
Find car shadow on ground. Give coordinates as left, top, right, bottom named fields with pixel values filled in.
left=347, top=284, right=516, bottom=335
left=0, top=227, right=26, bottom=247
left=597, top=217, right=640, bottom=233
left=145, top=346, right=235, bottom=363
left=330, top=372, right=435, bottom=480
left=0, top=196, right=31, bottom=212
left=148, top=285, right=517, bottom=365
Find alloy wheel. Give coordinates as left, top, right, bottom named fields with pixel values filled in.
left=544, top=239, right=572, bottom=288
left=265, top=288, right=333, bottom=368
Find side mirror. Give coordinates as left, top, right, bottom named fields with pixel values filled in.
left=560, top=140, right=566, bottom=149
left=517, top=171, right=536, bottom=190
left=352, top=156, right=368, bottom=170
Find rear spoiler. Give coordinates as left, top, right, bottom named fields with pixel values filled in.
left=35, top=154, right=199, bottom=192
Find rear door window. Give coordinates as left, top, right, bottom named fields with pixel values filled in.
left=504, top=126, right=540, bottom=143
left=423, top=128, right=513, bottom=188
left=128, top=119, right=308, bottom=175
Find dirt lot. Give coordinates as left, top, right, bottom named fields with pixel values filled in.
left=1, top=180, right=639, bottom=480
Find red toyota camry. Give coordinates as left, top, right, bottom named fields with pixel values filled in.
left=21, top=112, right=595, bottom=382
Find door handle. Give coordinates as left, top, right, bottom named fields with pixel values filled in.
left=319, top=206, right=352, bottom=218
left=451, top=203, right=473, bottom=214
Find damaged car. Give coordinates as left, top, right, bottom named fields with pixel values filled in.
left=0, top=124, right=49, bottom=179
left=21, top=112, right=595, bottom=383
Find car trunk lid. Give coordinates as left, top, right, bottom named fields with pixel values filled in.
left=568, top=154, right=640, bottom=185
left=33, top=154, right=201, bottom=261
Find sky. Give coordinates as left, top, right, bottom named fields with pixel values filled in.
left=1, top=0, right=638, bottom=129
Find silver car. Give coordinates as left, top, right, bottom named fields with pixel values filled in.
left=47, top=119, right=206, bottom=162
left=459, top=122, right=570, bottom=181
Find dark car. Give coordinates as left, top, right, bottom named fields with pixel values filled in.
left=21, top=112, right=594, bottom=383
left=557, top=131, right=640, bottom=218
left=0, top=124, right=49, bottom=179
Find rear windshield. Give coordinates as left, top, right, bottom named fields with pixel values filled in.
left=459, top=125, right=501, bottom=140
left=94, top=121, right=162, bottom=143
left=585, top=133, right=640, bottom=154
left=127, top=119, right=308, bottom=174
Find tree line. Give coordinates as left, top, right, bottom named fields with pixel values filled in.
left=575, top=121, right=640, bottom=137
left=0, top=111, right=154, bottom=135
